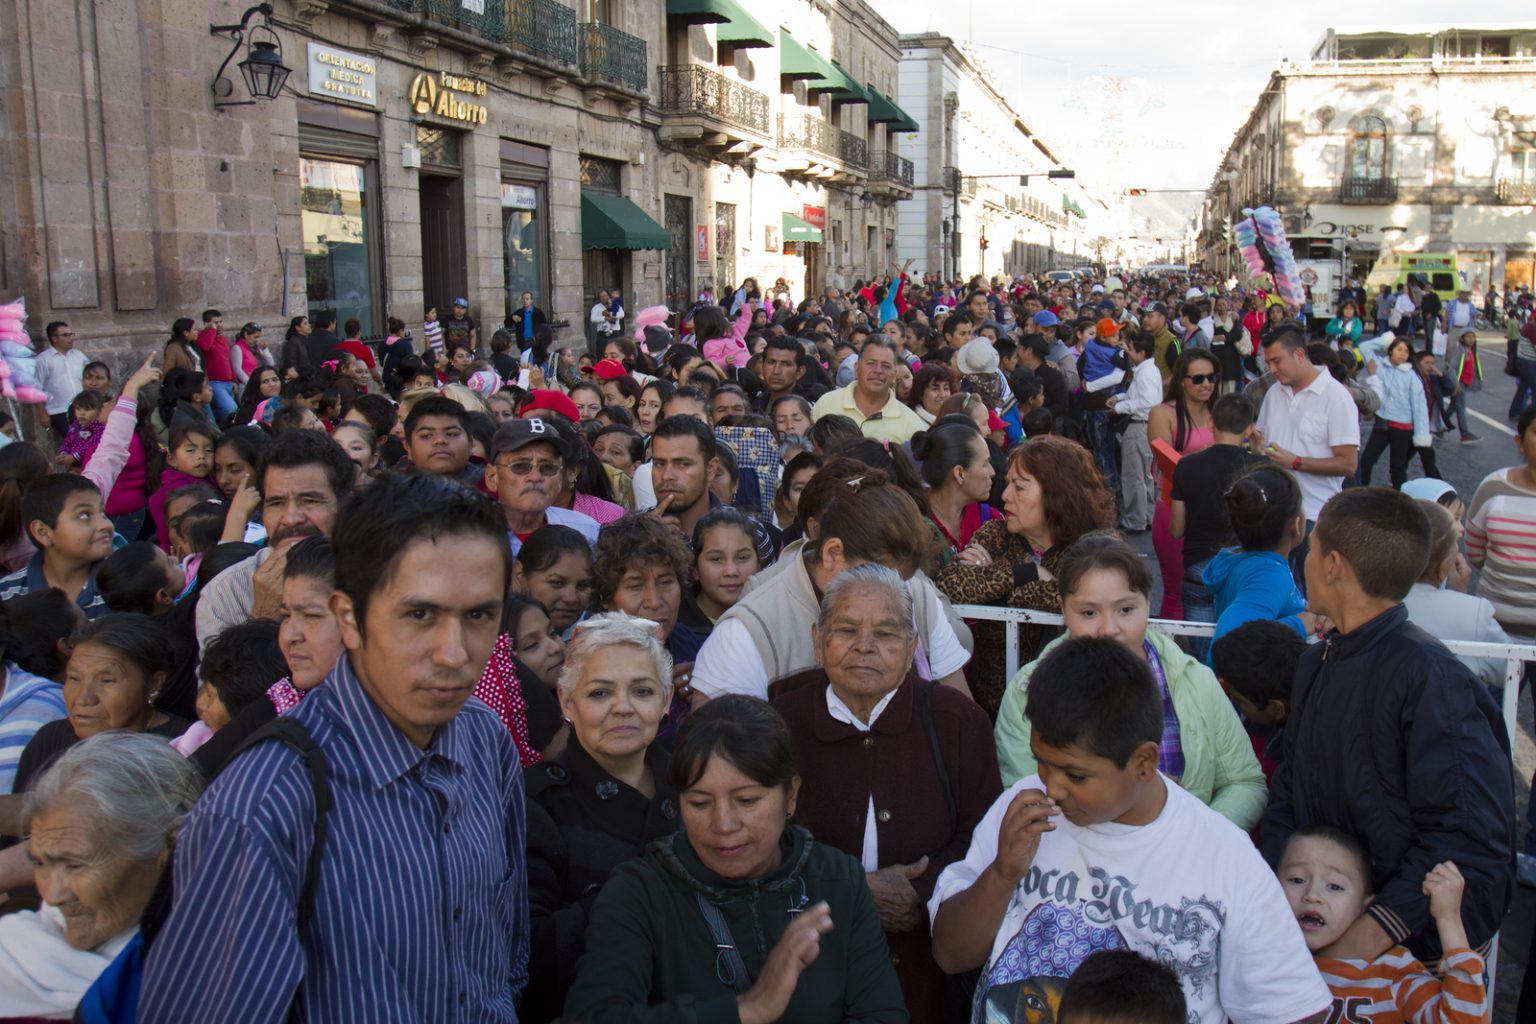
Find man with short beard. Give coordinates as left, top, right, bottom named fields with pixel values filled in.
left=197, top=430, right=356, bottom=649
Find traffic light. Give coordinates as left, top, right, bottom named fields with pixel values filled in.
left=1124, top=189, right=1147, bottom=196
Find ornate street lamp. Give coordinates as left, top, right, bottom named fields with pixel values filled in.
left=211, top=3, right=291, bottom=109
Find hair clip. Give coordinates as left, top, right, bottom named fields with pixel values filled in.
left=845, top=475, right=864, bottom=493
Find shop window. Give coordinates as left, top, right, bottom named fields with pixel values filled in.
left=502, top=180, right=544, bottom=321
left=300, top=156, right=377, bottom=336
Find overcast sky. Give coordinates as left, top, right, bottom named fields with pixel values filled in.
left=875, top=2, right=1534, bottom=200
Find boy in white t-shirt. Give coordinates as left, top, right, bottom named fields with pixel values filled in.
left=929, top=636, right=1331, bottom=1024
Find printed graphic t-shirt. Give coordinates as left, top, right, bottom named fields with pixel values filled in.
left=928, top=776, right=1330, bottom=1024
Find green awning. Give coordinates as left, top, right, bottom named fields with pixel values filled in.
left=782, top=212, right=822, bottom=243
left=1061, top=195, right=1086, bottom=219
left=807, top=61, right=867, bottom=103
left=582, top=193, right=671, bottom=250
left=778, top=30, right=835, bottom=81
left=664, top=0, right=732, bottom=25
left=714, top=0, right=773, bottom=48
left=865, top=87, right=902, bottom=124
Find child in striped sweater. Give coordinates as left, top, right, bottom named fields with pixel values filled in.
left=1278, top=827, right=1489, bottom=1023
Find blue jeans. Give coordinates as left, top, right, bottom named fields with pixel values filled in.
left=1444, top=387, right=1469, bottom=436
left=1085, top=409, right=1119, bottom=493
left=1181, top=558, right=1216, bottom=662
left=209, top=380, right=237, bottom=423
left=1509, top=357, right=1536, bottom=420
left=110, top=508, right=147, bottom=543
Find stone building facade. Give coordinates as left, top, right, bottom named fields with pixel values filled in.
left=1195, top=24, right=1536, bottom=297
left=895, top=34, right=1095, bottom=282
left=0, top=0, right=922, bottom=361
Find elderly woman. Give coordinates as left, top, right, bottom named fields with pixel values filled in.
left=771, top=565, right=1000, bottom=1022
left=521, top=614, right=681, bottom=1022
left=564, top=695, right=907, bottom=1024
left=12, top=614, right=189, bottom=794
left=935, top=436, right=1116, bottom=715
left=1, top=732, right=200, bottom=1017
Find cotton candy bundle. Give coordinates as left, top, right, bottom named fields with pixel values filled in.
left=1234, top=207, right=1304, bottom=309
left=0, top=298, right=48, bottom=403
left=631, top=304, right=670, bottom=343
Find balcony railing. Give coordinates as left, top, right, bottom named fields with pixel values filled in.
left=388, top=0, right=509, bottom=44
left=778, top=113, right=841, bottom=163
left=1497, top=178, right=1536, bottom=204
left=658, top=65, right=769, bottom=136
left=579, top=22, right=647, bottom=93
left=877, top=150, right=913, bottom=186
left=507, top=0, right=577, bottom=66
left=1338, top=175, right=1399, bottom=203
left=838, top=130, right=867, bottom=171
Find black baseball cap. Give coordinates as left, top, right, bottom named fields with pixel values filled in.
left=490, top=418, right=573, bottom=460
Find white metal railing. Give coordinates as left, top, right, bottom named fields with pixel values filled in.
left=951, top=604, right=1532, bottom=743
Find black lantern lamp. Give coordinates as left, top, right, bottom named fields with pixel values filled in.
left=859, top=189, right=874, bottom=211
left=211, top=4, right=291, bottom=108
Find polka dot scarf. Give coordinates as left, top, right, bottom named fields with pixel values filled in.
left=473, top=634, right=544, bottom=768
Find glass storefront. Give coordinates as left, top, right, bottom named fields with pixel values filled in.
left=300, top=156, right=377, bottom=335
left=502, top=181, right=543, bottom=317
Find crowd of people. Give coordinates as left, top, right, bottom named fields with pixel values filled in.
left=0, top=263, right=1531, bottom=1022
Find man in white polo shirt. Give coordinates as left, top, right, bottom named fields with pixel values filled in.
left=811, top=336, right=926, bottom=443
left=1254, top=321, right=1360, bottom=590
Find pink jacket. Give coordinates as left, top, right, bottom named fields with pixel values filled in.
left=703, top=302, right=753, bottom=369
left=85, top=397, right=139, bottom=504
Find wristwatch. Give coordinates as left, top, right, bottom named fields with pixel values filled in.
left=1291, top=457, right=1303, bottom=471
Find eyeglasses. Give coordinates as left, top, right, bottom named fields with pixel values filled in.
left=1186, top=373, right=1219, bottom=385
left=498, top=459, right=563, bottom=478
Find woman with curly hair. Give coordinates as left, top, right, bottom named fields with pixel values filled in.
left=935, top=435, right=1116, bottom=714
left=907, top=363, right=958, bottom=426
left=592, top=514, right=699, bottom=744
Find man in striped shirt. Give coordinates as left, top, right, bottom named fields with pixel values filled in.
left=142, top=473, right=528, bottom=1022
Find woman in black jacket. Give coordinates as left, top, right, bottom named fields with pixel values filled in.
left=520, top=612, right=680, bottom=1023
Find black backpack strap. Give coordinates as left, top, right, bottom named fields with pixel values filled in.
left=693, top=892, right=754, bottom=995
left=227, top=716, right=332, bottom=926
left=918, top=682, right=958, bottom=836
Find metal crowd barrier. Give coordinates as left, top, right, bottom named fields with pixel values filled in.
left=949, top=604, right=1533, bottom=743
left=952, top=603, right=1534, bottom=991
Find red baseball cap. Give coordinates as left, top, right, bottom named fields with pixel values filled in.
left=987, top=409, right=1007, bottom=432
left=519, top=389, right=580, bottom=423
left=592, top=358, right=628, bottom=380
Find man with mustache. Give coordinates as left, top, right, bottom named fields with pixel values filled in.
left=483, top=418, right=599, bottom=557
left=196, top=430, right=355, bottom=649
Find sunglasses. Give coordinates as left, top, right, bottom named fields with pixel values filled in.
left=1186, top=373, right=1220, bottom=385
left=498, top=459, right=563, bottom=478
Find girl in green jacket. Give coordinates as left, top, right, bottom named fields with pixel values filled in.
left=993, top=532, right=1269, bottom=831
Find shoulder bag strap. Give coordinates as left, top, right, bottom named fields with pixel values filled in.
left=919, top=682, right=958, bottom=835
left=693, top=892, right=754, bottom=995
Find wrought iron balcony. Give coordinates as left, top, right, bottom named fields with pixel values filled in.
left=1338, top=175, right=1399, bottom=203
left=877, top=150, right=913, bottom=187
left=1496, top=178, right=1536, bottom=204
left=778, top=113, right=841, bottom=163
left=838, top=130, right=867, bottom=171
left=579, top=22, right=647, bottom=93
left=387, top=0, right=509, bottom=45
left=507, top=0, right=577, bottom=66
left=657, top=65, right=769, bottom=137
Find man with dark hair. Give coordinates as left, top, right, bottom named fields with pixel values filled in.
left=405, top=394, right=479, bottom=485
left=35, top=320, right=87, bottom=438
left=143, top=473, right=528, bottom=1023
left=708, top=383, right=748, bottom=425
left=1210, top=618, right=1306, bottom=734
left=1057, top=950, right=1187, bottom=1024
left=197, top=429, right=356, bottom=648
left=305, top=310, right=339, bottom=366
left=1141, top=302, right=1180, bottom=384
left=751, top=335, right=823, bottom=413
left=1106, top=332, right=1162, bottom=532
left=811, top=338, right=926, bottom=444
left=1016, top=334, right=1069, bottom=420
left=1254, top=322, right=1361, bottom=588
left=196, top=308, right=238, bottom=423
left=1261, top=486, right=1513, bottom=968
left=649, top=415, right=721, bottom=538
left=931, top=636, right=1330, bottom=1023
left=1170, top=393, right=1266, bottom=639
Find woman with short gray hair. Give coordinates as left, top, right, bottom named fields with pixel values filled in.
left=520, top=613, right=681, bottom=1022
left=1, top=731, right=201, bottom=1016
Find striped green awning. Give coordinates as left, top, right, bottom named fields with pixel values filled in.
left=713, top=0, right=773, bottom=48
left=782, top=211, right=822, bottom=243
